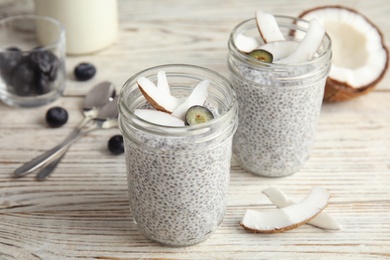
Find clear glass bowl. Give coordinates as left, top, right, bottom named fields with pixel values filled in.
left=0, top=15, right=66, bottom=107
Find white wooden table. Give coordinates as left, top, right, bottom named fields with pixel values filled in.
left=1, top=0, right=389, bottom=259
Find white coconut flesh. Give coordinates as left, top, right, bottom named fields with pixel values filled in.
left=157, top=71, right=171, bottom=95
left=137, top=71, right=214, bottom=125
left=256, top=10, right=285, bottom=43
left=235, top=33, right=261, bottom=53
left=171, top=80, right=209, bottom=120
left=260, top=40, right=299, bottom=61
left=262, top=187, right=342, bottom=230
left=276, top=19, right=325, bottom=64
left=240, top=186, right=330, bottom=233
left=236, top=11, right=325, bottom=64
left=300, top=7, right=388, bottom=88
left=137, top=76, right=182, bottom=113
left=134, top=109, right=185, bottom=127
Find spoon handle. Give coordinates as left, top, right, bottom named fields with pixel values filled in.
left=13, top=117, right=91, bottom=177
left=33, top=119, right=111, bottom=180
left=35, top=152, right=66, bottom=181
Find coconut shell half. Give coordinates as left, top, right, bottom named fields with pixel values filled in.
left=324, top=76, right=382, bottom=102
left=299, top=5, right=389, bottom=102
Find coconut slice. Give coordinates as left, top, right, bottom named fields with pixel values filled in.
left=235, top=33, right=261, bottom=53
left=262, top=187, right=342, bottom=230
left=134, top=109, right=185, bottom=127
left=256, top=10, right=285, bottom=43
left=171, top=80, right=209, bottom=120
left=157, top=71, right=171, bottom=95
left=137, top=76, right=182, bottom=113
left=275, top=19, right=325, bottom=64
left=299, top=6, right=389, bottom=102
left=259, top=40, right=299, bottom=61
left=240, top=187, right=330, bottom=233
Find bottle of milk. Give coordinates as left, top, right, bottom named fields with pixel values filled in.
left=35, top=0, right=118, bottom=55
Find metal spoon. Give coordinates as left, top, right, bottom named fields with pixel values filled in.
left=13, top=82, right=116, bottom=178
left=35, top=96, right=119, bottom=180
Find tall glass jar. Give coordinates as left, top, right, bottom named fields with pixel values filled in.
left=228, top=16, right=332, bottom=177
left=118, top=64, right=238, bottom=246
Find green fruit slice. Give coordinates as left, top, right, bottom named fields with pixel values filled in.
left=185, top=105, right=214, bottom=125
left=248, top=49, right=273, bottom=63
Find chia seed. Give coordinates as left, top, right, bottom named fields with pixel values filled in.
left=231, top=65, right=326, bottom=177
left=124, top=134, right=233, bottom=246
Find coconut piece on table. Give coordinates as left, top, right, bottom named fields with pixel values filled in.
left=262, top=187, right=342, bottom=230
left=299, top=5, right=389, bottom=102
left=240, top=186, right=330, bottom=233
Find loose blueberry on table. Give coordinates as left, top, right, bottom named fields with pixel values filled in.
left=46, top=106, right=69, bottom=128
left=108, top=135, right=124, bottom=155
left=74, top=62, right=96, bottom=81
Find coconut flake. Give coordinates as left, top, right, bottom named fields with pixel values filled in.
left=259, top=40, right=299, bottom=61
left=256, top=10, right=285, bottom=43
left=171, top=80, right=209, bottom=120
left=262, top=187, right=342, bottom=230
left=235, top=33, right=261, bottom=53
left=134, top=109, right=185, bottom=127
left=137, top=76, right=182, bottom=113
left=276, top=19, right=325, bottom=64
left=240, top=187, right=330, bottom=233
left=157, top=71, right=171, bottom=95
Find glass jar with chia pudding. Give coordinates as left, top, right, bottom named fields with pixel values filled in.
left=118, top=64, right=238, bottom=246
left=228, top=16, right=332, bottom=177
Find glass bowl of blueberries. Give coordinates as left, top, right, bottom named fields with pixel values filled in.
left=0, top=15, right=66, bottom=107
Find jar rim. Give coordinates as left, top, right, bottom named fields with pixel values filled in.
left=119, top=64, right=238, bottom=137
left=228, top=15, right=332, bottom=68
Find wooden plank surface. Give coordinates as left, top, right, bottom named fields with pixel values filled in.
left=1, top=0, right=390, bottom=259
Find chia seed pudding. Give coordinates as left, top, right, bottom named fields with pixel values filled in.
left=118, top=65, right=238, bottom=246
left=227, top=16, right=332, bottom=177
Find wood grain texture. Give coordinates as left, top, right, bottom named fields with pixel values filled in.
left=1, top=0, right=390, bottom=259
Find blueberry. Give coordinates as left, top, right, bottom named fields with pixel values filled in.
left=0, top=47, right=23, bottom=84
left=74, top=63, right=96, bottom=81
left=46, top=106, right=68, bottom=127
left=185, top=105, right=214, bottom=125
left=28, top=49, right=60, bottom=81
left=35, top=73, right=51, bottom=95
left=0, top=47, right=60, bottom=96
left=108, top=135, right=124, bottom=155
left=11, top=59, right=36, bottom=96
